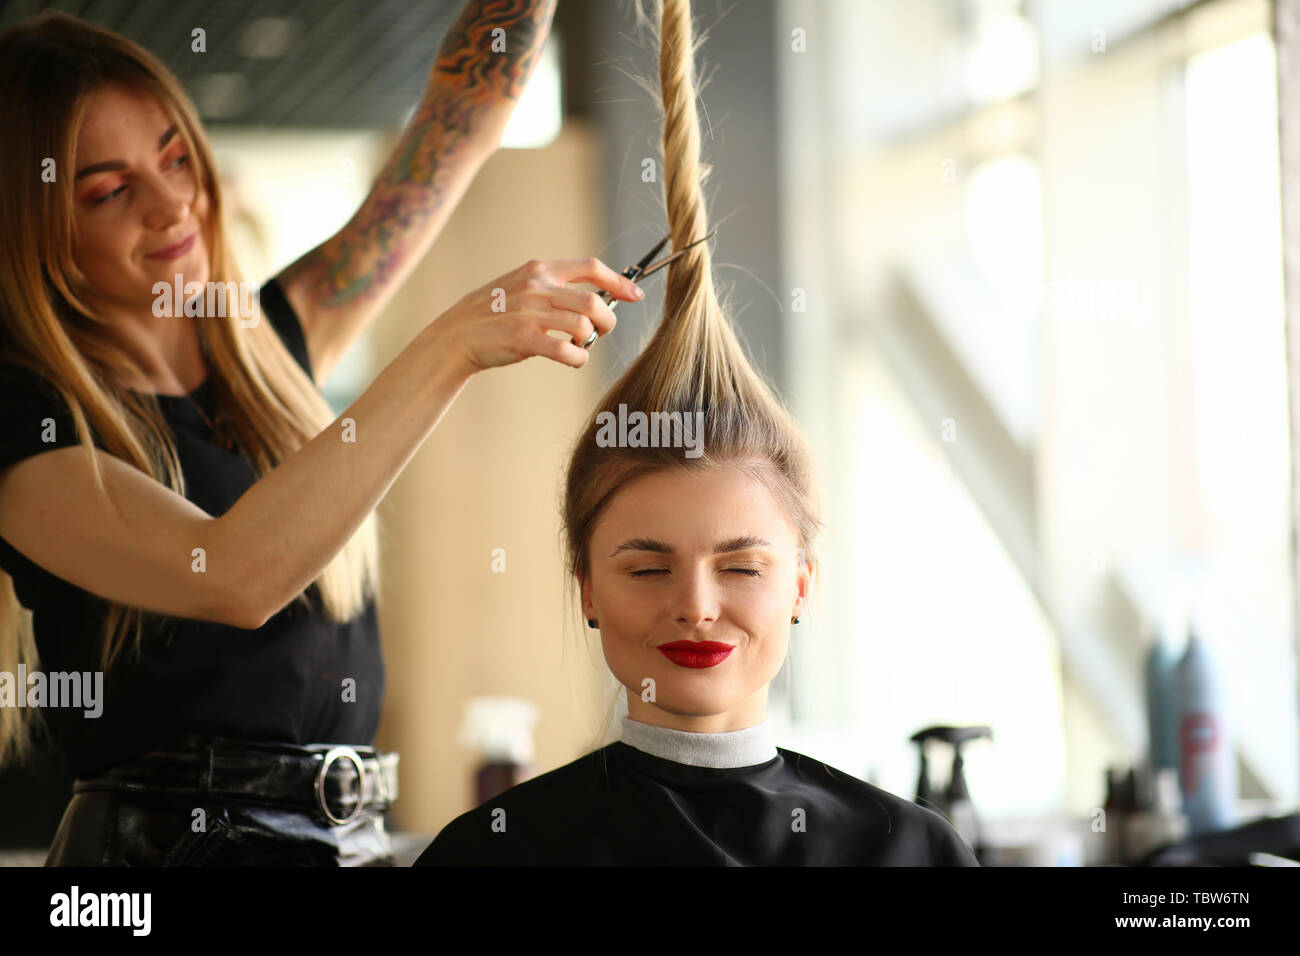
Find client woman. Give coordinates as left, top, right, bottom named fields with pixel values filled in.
left=415, top=0, right=978, bottom=867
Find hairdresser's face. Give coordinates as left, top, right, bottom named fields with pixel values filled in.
left=70, top=85, right=209, bottom=312
left=582, top=465, right=811, bottom=732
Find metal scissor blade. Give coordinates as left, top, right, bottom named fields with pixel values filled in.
left=632, top=233, right=672, bottom=275
left=635, top=229, right=718, bottom=280
left=598, top=228, right=720, bottom=313
left=600, top=233, right=672, bottom=307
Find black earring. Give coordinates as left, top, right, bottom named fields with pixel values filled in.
left=791, top=616, right=800, bottom=625
left=587, top=619, right=598, bottom=628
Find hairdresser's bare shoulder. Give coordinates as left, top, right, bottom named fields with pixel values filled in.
left=0, top=446, right=252, bottom=629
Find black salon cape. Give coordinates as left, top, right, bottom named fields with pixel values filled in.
left=414, top=741, right=979, bottom=866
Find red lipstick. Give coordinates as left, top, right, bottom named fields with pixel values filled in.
left=146, top=233, right=196, bottom=261
left=656, top=640, right=735, bottom=669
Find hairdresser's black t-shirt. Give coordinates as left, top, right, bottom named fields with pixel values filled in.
left=0, top=278, right=383, bottom=779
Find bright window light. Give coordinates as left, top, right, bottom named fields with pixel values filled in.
left=842, top=348, right=1065, bottom=819
left=1185, top=30, right=1297, bottom=804
left=500, top=30, right=562, bottom=149
left=964, top=0, right=1039, bottom=105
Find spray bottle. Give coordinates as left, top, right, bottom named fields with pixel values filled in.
left=909, top=725, right=991, bottom=860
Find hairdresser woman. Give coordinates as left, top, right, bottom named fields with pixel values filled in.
left=0, top=4, right=641, bottom=865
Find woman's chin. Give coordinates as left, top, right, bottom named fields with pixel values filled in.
left=632, top=691, right=741, bottom=722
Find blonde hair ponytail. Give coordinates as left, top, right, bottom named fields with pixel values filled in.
left=563, top=0, right=822, bottom=744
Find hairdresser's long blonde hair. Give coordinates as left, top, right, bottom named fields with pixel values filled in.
left=563, top=0, right=823, bottom=746
left=0, top=12, right=382, bottom=767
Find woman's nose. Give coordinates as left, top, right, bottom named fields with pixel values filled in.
left=140, top=173, right=193, bottom=229
left=671, top=567, right=720, bottom=627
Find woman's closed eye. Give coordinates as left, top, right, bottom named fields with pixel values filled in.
left=629, top=568, right=762, bottom=577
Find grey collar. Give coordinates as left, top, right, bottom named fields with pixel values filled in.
left=619, top=715, right=778, bottom=769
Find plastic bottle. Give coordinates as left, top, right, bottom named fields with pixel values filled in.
left=944, top=743, right=980, bottom=856
left=458, top=696, right=539, bottom=805
left=1174, top=625, right=1237, bottom=835
left=1144, top=619, right=1179, bottom=773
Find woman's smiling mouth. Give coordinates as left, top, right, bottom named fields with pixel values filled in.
left=656, top=640, right=735, bottom=668
left=145, top=232, right=195, bottom=260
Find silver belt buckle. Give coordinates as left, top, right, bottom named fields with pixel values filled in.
left=315, top=746, right=366, bottom=826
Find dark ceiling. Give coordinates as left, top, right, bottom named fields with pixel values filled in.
left=0, top=0, right=590, bottom=130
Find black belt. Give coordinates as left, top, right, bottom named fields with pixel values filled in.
left=72, top=734, right=399, bottom=826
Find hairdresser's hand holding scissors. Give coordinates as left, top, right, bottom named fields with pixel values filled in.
left=428, top=230, right=715, bottom=376
left=429, top=258, right=642, bottom=375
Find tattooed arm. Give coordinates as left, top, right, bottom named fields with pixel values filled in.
left=273, top=0, right=557, bottom=388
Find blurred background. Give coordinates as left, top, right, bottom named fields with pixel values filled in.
left=0, top=0, right=1297, bottom=866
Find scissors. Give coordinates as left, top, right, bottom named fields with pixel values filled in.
left=581, top=228, right=718, bottom=348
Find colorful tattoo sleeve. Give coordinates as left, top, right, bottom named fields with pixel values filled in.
left=279, top=0, right=557, bottom=311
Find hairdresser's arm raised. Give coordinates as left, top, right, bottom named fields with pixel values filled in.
left=273, top=0, right=558, bottom=389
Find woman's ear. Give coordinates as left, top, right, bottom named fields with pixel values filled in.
left=794, top=548, right=813, bottom=619
left=576, top=572, right=593, bottom=617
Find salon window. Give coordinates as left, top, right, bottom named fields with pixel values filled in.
left=776, top=0, right=1297, bottom=828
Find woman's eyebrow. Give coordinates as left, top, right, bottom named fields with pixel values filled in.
left=74, top=124, right=179, bottom=181
left=609, top=535, right=772, bottom=557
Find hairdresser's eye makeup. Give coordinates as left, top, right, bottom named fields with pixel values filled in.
left=76, top=170, right=119, bottom=206
left=86, top=182, right=125, bottom=207
left=81, top=150, right=191, bottom=209
left=75, top=123, right=189, bottom=210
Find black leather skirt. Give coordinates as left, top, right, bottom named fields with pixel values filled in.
left=44, top=735, right=399, bottom=866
